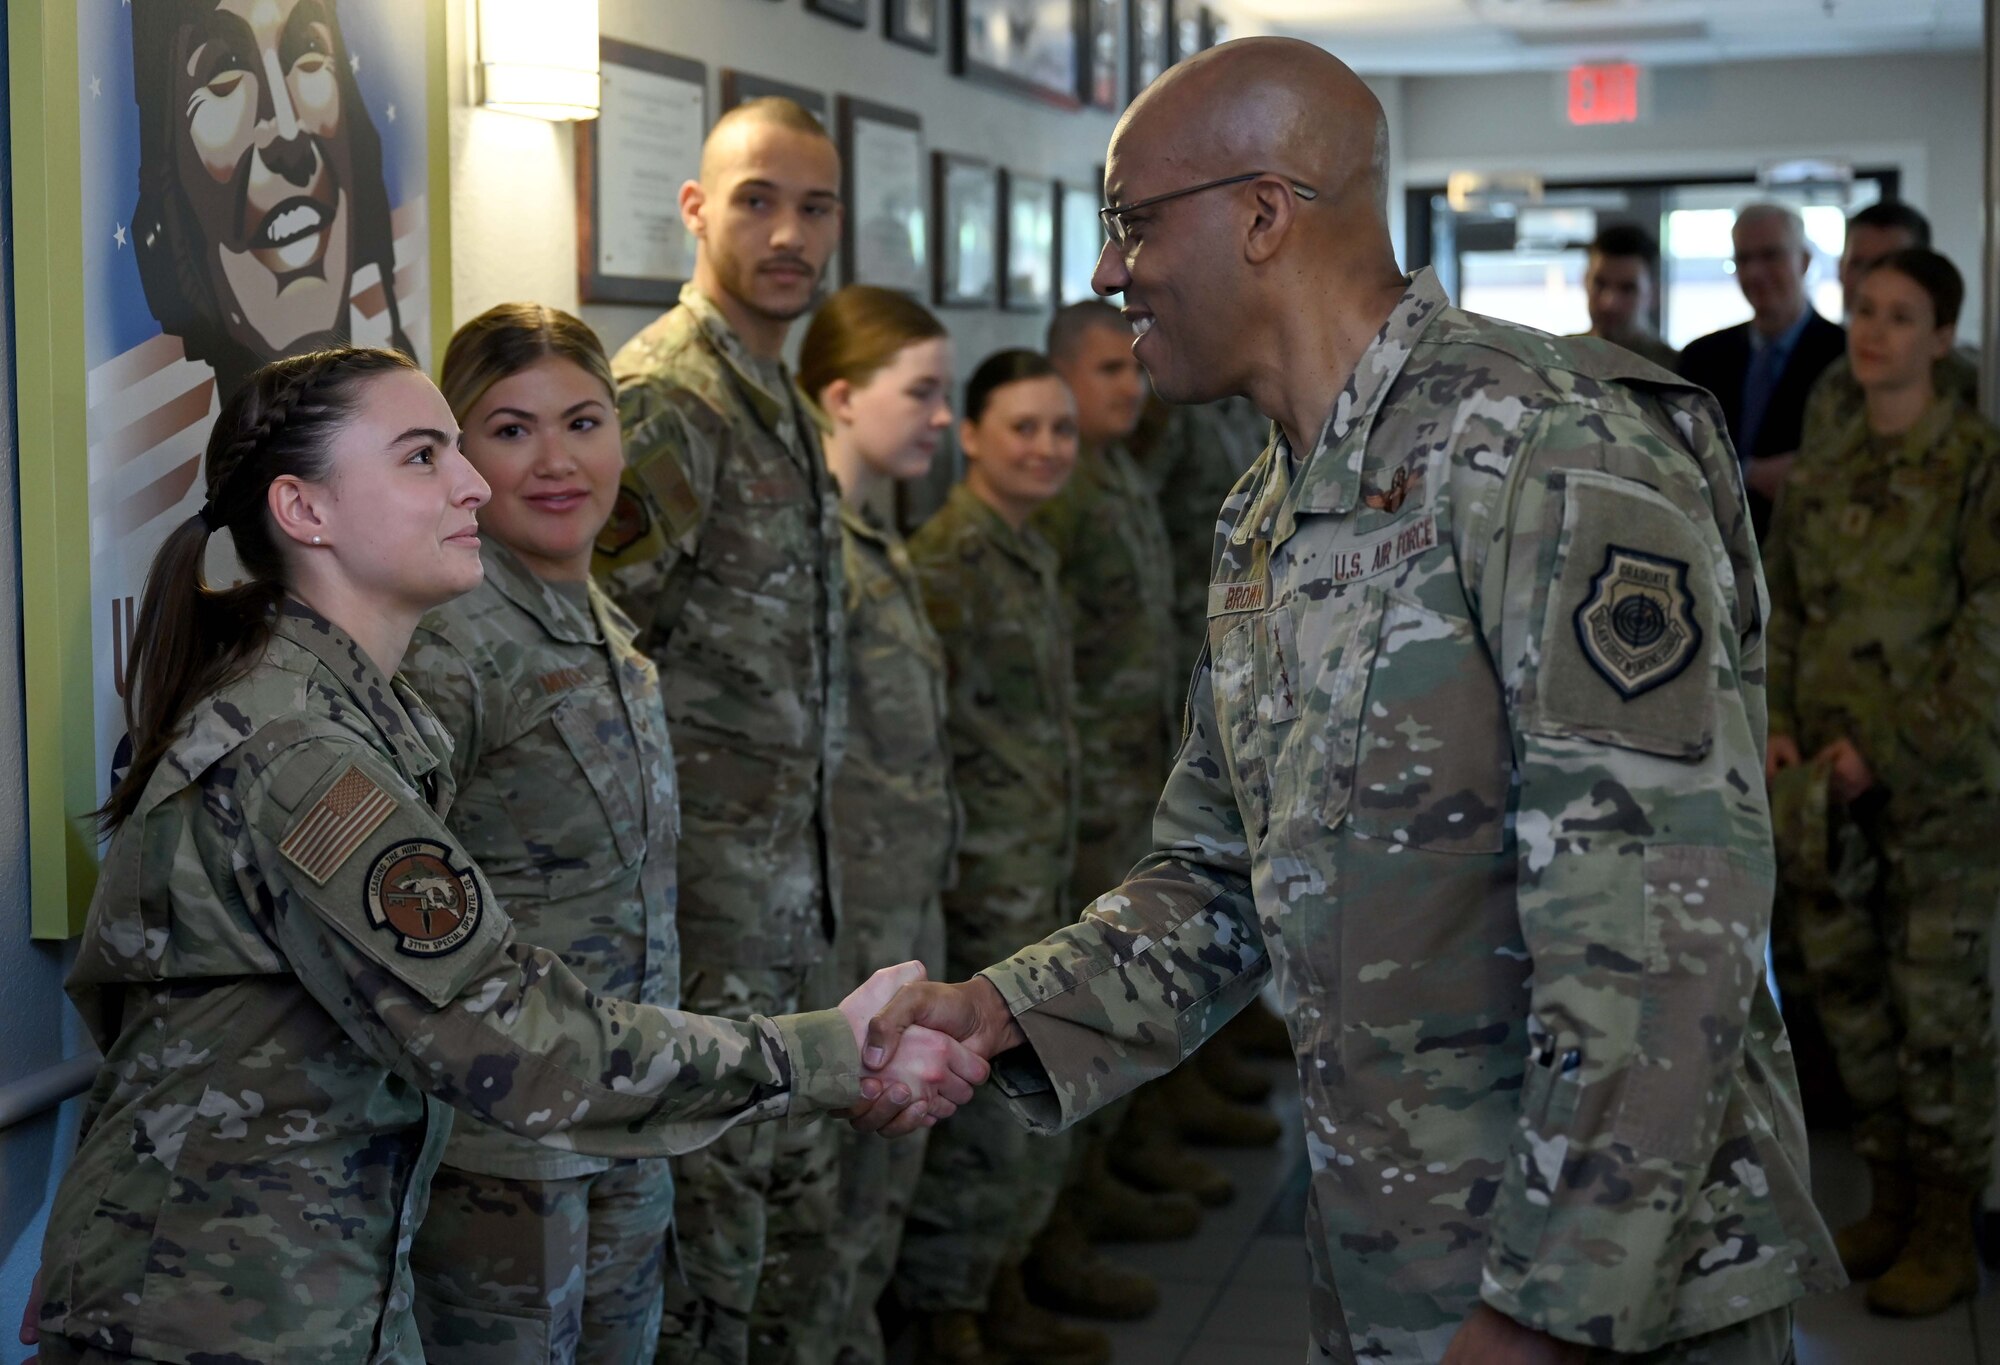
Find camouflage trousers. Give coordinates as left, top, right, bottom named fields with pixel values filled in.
left=895, top=1084, right=1074, bottom=1312
left=824, top=895, right=947, bottom=1364
left=410, top=1159, right=676, bottom=1365
left=1794, top=804, right=2000, bottom=1183
left=1315, top=1305, right=1795, bottom=1364
left=657, top=962, right=845, bottom=1365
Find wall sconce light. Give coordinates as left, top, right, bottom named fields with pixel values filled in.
left=477, top=0, right=602, bottom=121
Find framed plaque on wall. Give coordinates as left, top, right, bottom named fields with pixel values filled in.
left=576, top=40, right=708, bottom=305
left=839, top=97, right=929, bottom=294
left=722, top=69, right=828, bottom=117
left=1001, top=171, right=1056, bottom=312
left=934, top=152, right=999, bottom=308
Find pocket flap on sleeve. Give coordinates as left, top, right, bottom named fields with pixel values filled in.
left=1532, top=471, right=1717, bottom=761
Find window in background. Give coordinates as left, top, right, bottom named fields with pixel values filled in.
left=1459, top=249, right=1591, bottom=335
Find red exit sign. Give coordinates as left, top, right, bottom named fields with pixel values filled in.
left=1568, top=63, right=1641, bottom=126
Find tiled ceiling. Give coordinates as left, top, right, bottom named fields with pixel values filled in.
left=1232, top=0, right=1983, bottom=73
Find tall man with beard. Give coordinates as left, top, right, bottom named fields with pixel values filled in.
left=593, top=99, right=849, bottom=1365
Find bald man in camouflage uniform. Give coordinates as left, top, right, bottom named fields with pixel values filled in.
left=593, top=98, right=847, bottom=1365
left=866, top=38, right=1842, bottom=1365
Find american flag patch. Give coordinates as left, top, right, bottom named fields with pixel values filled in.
left=280, top=762, right=398, bottom=885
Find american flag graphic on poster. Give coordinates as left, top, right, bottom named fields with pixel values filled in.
left=77, top=0, right=434, bottom=795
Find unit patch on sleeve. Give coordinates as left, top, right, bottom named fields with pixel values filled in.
left=1573, top=545, right=1703, bottom=700
left=595, top=486, right=653, bottom=558
left=364, top=839, right=483, bottom=956
left=280, top=761, right=398, bottom=885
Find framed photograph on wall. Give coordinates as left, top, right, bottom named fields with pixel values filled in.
left=12, top=0, right=453, bottom=935
left=955, top=0, right=1085, bottom=110
left=722, top=69, right=828, bottom=117
left=577, top=41, right=708, bottom=305
left=1001, top=171, right=1056, bottom=311
left=1083, top=0, right=1120, bottom=109
left=1056, top=179, right=1106, bottom=305
left=887, top=0, right=943, bottom=52
left=840, top=97, right=929, bottom=294
left=1128, top=0, right=1169, bottom=99
left=808, top=0, right=870, bottom=26
left=934, top=153, right=1000, bottom=308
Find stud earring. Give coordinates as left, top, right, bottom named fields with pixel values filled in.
left=312, top=535, right=323, bottom=545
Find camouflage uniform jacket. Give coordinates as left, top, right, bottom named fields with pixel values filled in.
left=1766, top=395, right=2000, bottom=808
left=42, top=603, right=859, bottom=1365
left=1801, top=347, right=1981, bottom=462
left=1568, top=328, right=1680, bottom=373
left=1131, top=399, right=1270, bottom=676
left=835, top=501, right=960, bottom=978
left=405, top=540, right=681, bottom=1180
left=909, top=484, right=1081, bottom=976
left=976, top=272, right=1842, bottom=1361
left=1031, top=442, right=1184, bottom=897
left=595, top=283, right=845, bottom=972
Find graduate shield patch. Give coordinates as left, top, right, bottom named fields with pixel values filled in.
left=365, top=839, right=482, bottom=956
left=1573, top=545, right=1703, bottom=700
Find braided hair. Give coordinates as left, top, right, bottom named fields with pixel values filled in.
left=102, top=347, right=421, bottom=829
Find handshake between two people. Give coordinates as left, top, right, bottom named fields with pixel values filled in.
left=832, top=964, right=1030, bottom=1139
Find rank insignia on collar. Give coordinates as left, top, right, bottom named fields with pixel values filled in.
left=1573, top=545, right=1703, bottom=700
left=1362, top=464, right=1424, bottom=514
left=366, top=839, right=482, bottom=956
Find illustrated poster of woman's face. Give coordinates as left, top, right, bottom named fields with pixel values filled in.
left=176, top=0, right=357, bottom=358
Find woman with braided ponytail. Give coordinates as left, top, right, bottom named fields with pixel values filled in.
left=23, top=347, right=984, bottom=1365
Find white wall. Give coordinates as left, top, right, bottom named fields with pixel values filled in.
left=1395, top=52, right=1984, bottom=327
left=447, top=0, right=1136, bottom=369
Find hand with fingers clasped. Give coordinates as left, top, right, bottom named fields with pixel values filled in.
left=837, top=963, right=994, bottom=1138
left=849, top=975, right=1026, bottom=1138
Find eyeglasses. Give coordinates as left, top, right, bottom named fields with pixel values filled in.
left=1099, top=172, right=1321, bottom=250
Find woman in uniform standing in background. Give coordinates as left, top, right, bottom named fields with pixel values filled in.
left=402, top=304, right=683, bottom=1364
left=22, top=346, right=980, bottom=1365
left=895, top=350, right=1101, bottom=1365
left=1765, top=247, right=2000, bottom=1320
left=796, top=286, right=961, bottom=1365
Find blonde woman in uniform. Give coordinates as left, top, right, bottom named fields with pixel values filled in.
left=796, top=286, right=960, bottom=1364
left=20, top=347, right=981, bottom=1365
left=398, top=304, right=684, bottom=1363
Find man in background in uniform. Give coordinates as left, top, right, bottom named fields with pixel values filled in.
left=1677, top=202, right=1846, bottom=534
left=863, top=37, right=1842, bottom=1364
left=1801, top=200, right=1980, bottom=454
left=593, top=98, right=848, bottom=1365
left=1571, top=224, right=1678, bottom=371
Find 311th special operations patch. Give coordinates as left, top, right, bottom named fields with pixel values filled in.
left=365, top=839, right=484, bottom=957
left=1573, top=544, right=1703, bottom=700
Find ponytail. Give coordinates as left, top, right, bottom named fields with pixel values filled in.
left=100, top=346, right=421, bottom=830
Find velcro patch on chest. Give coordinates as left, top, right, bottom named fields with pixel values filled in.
left=538, top=667, right=589, bottom=695
left=1573, top=546, right=1702, bottom=698
left=365, top=839, right=484, bottom=957
left=280, top=761, right=398, bottom=885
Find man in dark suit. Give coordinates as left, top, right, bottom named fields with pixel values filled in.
left=1678, top=202, right=1846, bottom=536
